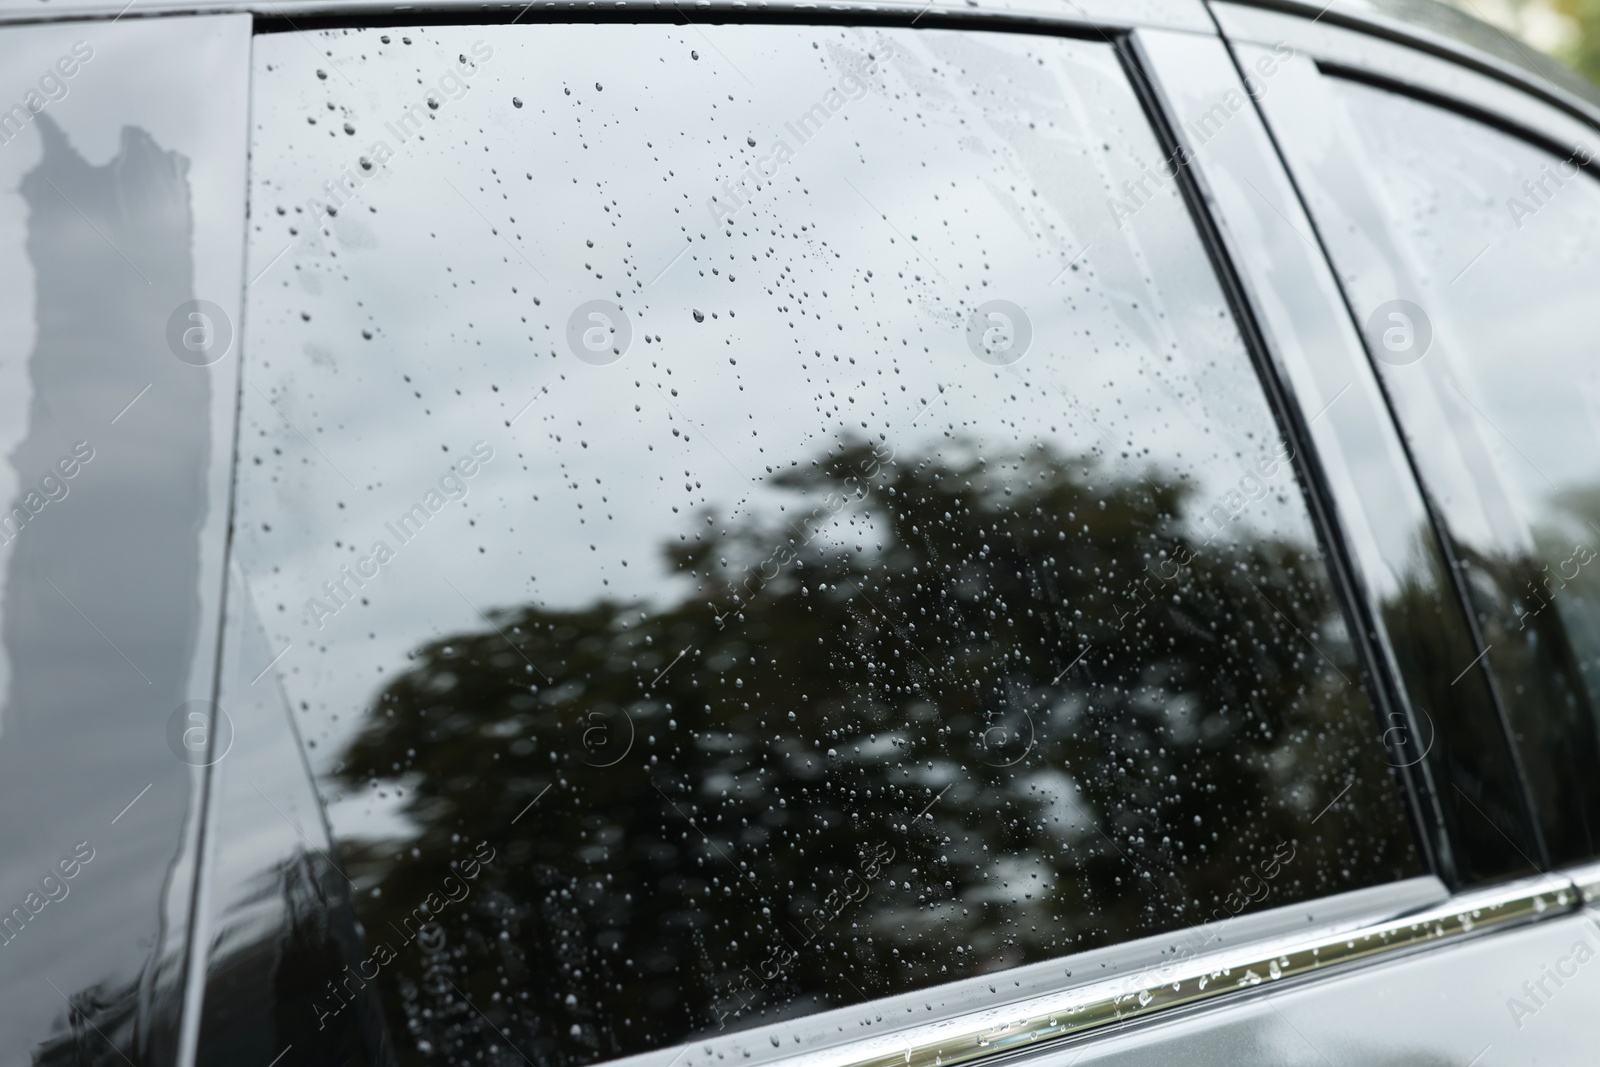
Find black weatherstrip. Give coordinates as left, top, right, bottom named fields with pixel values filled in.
left=251, top=5, right=1119, bottom=39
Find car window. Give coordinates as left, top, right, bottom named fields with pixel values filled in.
left=233, top=23, right=1421, bottom=1065
left=1291, top=74, right=1600, bottom=867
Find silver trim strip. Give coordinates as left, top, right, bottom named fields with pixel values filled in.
left=757, top=875, right=1575, bottom=1067
left=1565, top=860, right=1600, bottom=905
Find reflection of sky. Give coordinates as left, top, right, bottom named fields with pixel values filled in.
left=241, top=25, right=1314, bottom=835
left=0, top=16, right=248, bottom=1063
left=1337, top=79, right=1600, bottom=553
left=0, top=19, right=243, bottom=714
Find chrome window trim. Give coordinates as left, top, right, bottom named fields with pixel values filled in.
left=600, top=879, right=1446, bottom=1067
left=1570, top=861, right=1600, bottom=905
left=615, top=874, right=1579, bottom=1067
left=0, top=0, right=1214, bottom=32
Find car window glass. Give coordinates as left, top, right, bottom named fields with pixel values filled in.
left=1310, top=75, right=1600, bottom=865
left=234, top=24, right=1421, bottom=1065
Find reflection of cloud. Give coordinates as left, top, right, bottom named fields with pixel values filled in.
left=2, top=112, right=208, bottom=1057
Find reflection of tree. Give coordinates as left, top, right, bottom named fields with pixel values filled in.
left=34, top=853, right=392, bottom=1067
left=1547, top=486, right=1600, bottom=718
left=1450, top=515, right=1600, bottom=866
left=1465, top=0, right=1600, bottom=89
left=1365, top=544, right=1544, bottom=883
left=333, top=438, right=1417, bottom=1066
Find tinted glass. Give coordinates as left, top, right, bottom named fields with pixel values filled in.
left=1148, top=33, right=1541, bottom=889
left=235, top=23, right=1420, bottom=1065
left=1313, top=76, right=1600, bottom=866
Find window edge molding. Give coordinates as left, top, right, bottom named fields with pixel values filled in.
left=620, top=872, right=1575, bottom=1067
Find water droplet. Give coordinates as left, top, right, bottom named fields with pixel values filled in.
left=513, top=97, right=523, bottom=108
left=692, top=309, right=706, bottom=323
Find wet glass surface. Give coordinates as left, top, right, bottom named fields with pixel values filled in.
left=1162, top=33, right=1546, bottom=887
left=0, top=15, right=249, bottom=1066
left=1290, top=74, right=1600, bottom=867
left=236, top=24, right=1420, bottom=1065
left=195, top=567, right=396, bottom=1067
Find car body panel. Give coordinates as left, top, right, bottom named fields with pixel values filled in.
left=0, top=13, right=248, bottom=1066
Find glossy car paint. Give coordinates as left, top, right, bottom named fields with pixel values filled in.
left=0, top=14, right=248, bottom=1066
